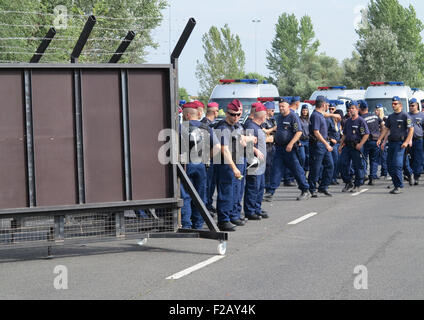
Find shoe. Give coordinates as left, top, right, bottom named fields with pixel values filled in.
left=263, top=193, right=273, bottom=202
left=390, top=188, right=401, bottom=194
left=261, top=210, right=268, bottom=214
left=259, top=213, right=269, bottom=219
left=414, top=178, right=419, bottom=186
left=409, top=176, right=415, bottom=186
left=284, top=181, right=296, bottom=187
left=297, top=191, right=311, bottom=201
left=310, top=191, right=318, bottom=198
left=368, top=178, right=375, bottom=186
left=364, top=177, right=369, bottom=182
left=342, top=182, right=354, bottom=193
left=230, top=219, right=246, bottom=226
left=207, top=206, right=217, bottom=214
left=404, top=175, right=410, bottom=182
left=350, top=186, right=360, bottom=193
left=218, top=221, right=237, bottom=232
left=318, top=189, right=333, bottom=197
left=246, top=214, right=262, bottom=220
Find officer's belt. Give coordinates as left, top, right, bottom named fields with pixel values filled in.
left=413, top=137, right=423, bottom=141
left=388, top=137, right=404, bottom=142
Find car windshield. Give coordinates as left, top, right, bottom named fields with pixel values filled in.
left=365, top=98, right=408, bottom=116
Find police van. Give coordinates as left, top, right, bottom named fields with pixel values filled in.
left=309, top=86, right=366, bottom=114
left=208, top=79, right=279, bottom=122
left=411, top=87, right=424, bottom=105
left=364, top=81, right=416, bottom=115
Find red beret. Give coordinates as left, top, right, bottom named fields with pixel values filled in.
left=207, top=102, right=219, bottom=108
left=193, top=100, right=204, bottom=108
left=182, top=102, right=198, bottom=109
left=252, top=102, right=266, bottom=112
left=227, top=99, right=242, bottom=112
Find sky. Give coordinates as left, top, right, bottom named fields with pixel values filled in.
left=145, top=0, right=424, bottom=96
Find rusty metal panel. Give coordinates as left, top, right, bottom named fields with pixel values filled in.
left=31, top=69, right=77, bottom=206
left=128, top=69, right=171, bottom=200
left=0, top=71, right=27, bottom=210
left=81, top=70, right=124, bottom=203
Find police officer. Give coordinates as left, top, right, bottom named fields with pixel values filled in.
left=201, top=102, right=220, bottom=214
left=327, top=103, right=342, bottom=185
left=262, top=101, right=277, bottom=193
left=359, top=100, right=382, bottom=186
left=299, top=104, right=310, bottom=173
left=338, top=101, right=370, bottom=193
left=375, top=104, right=388, bottom=179
left=308, top=96, right=334, bottom=198
left=263, top=98, right=311, bottom=201
left=404, top=98, right=424, bottom=185
left=243, top=103, right=268, bottom=220
left=180, top=102, right=220, bottom=229
left=377, top=96, right=414, bottom=194
left=214, top=100, right=255, bottom=231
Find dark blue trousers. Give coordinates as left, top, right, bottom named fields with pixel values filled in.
left=216, top=164, right=234, bottom=223
left=205, top=164, right=216, bottom=209
left=308, top=142, right=334, bottom=192
left=269, top=145, right=309, bottom=195
left=232, top=161, right=246, bottom=220
left=244, top=173, right=265, bottom=217
left=387, top=141, right=406, bottom=188
left=404, top=138, right=424, bottom=179
left=340, top=145, right=365, bottom=187
left=180, top=163, right=206, bottom=229
left=363, top=140, right=380, bottom=179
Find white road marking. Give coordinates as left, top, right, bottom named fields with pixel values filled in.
left=166, top=255, right=225, bottom=280
left=351, top=189, right=369, bottom=197
left=288, top=212, right=318, bottom=225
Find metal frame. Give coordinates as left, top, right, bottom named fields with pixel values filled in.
left=0, top=17, right=228, bottom=256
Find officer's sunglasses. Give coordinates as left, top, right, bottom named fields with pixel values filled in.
left=228, top=112, right=241, bottom=117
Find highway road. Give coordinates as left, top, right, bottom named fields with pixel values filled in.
left=1, top=177, right=423, bottom=300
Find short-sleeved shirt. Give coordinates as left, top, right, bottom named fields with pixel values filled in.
left=244, top=119, right=266, bottom=154
left=214, top=119, right=245, bottom=163
left=344, top=116, right=370, bottom=143
left=309, top=110, right=328, bottom=140
left=408, top=112, right=424, bottom=139
left=326, top=117, right=341, bottom=142
left=300, top=117, right=309, bottom=140
left=200, top=116, right=215, bottom=128
left=274, top=112, right=302, bottom=146
left=361, top=112, right=382, bottom=141
left=261, top=116, right=276, bottom=133
left=385, top=111, right=413, bottom=142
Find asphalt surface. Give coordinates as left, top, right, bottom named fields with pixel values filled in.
left=1, top=177, right=424, bottom=300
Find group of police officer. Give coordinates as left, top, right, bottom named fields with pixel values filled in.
left=179, top=94, right=424, bottom=232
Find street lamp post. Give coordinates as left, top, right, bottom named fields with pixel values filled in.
left=252, top=19, right=261, bottom=74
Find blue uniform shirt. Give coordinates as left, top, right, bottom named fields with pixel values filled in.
left=385, top=111, right=412, bottom=142
left=361, top=113, right=382, bottom=140
left=309, top=110, right=328, bottom=140
left=326, top=117, right=341, bottom=142
left=274, top=112, right=302, bottom=146
left=344, top=116, right=370, bottom=143
left=300, top=117, right=309, bottom=140
left=408, top=111, right=424, bottom=139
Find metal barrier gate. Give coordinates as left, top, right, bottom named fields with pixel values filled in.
left=0, top=18, right=228, bottom=257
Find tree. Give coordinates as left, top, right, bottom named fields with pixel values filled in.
left=354, top=0, right=424, bottom=86
left=178, top=87, right=189, bottom=102
left=195, top=24, right=246, bottom=100
left=0, top=0, right=168, bottom=63
left=355, top=25, right=423, bottom=87
left=341, top=52, right=362, bottom=89
left=267, top=13, right=344, bottom=98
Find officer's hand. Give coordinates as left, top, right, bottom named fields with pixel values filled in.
left=332, top=114, right=341, bottom=121
left=380, top=142, right=386, bottom=150
left=256, top=150, right=265, bottom=162
left=286, top=144, right=293, bottom=152
left=233, top=168, right=242, bottom=179
left=326, top=144, right=333, bottom=152
left=330, top=139, right=337, bottom=145
left=401, top=142, right=408, bottom=149
left=355, top=144, right=362, bottom=151
left=376, top=140, right=381, bottom=147
left=338, top=145, right=343, bottom=154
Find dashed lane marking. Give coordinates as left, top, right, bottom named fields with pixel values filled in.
left=166, top=255, right=225, bottom=280
left=351, top=188, right=369, bottom=197
left=288, top=212, right=318, bottom=225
